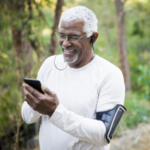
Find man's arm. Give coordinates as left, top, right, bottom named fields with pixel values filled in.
left=49, top=68, right=125, bottom=146
left=50, top=103, right=107, bottom=146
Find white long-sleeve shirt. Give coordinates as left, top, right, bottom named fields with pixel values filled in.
left=21, top=55, right=125, bottom=150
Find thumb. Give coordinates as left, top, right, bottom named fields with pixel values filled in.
left=41, top=85, right=56, bottom=96
left=41, top=85, right=48, bottom=93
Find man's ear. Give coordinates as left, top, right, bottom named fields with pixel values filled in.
left=91, top=32, right=99, bottom=44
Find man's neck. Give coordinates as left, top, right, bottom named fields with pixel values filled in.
left=68, top=52, right=95, bottom=69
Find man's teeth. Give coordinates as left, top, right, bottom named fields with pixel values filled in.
left=65, top=49, right=74, bottom=52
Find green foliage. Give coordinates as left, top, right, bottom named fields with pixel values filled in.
left=124, top=92, right=150, bottom=127
left=115, top=92, right=150, bottom=136
left=0, top=56, right=17, bottom=136
left=138, top=65, right=150, bottom=100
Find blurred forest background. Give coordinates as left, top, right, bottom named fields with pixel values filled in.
left=0, top=0, right=150, bottom=149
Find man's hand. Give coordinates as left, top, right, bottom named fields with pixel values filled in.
left=23, top=83, right=59, bottom=117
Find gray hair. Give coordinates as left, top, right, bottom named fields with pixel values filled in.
left=58, top=6, right=98, bottom=37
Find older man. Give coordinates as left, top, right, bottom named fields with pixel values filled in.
left=22, top=6, right=126, bottom=150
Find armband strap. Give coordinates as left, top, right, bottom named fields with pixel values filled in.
left=96, top=104, right=126, bottom=143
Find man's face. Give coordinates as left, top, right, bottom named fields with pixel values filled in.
left=58, top=19, right=93, bottom=68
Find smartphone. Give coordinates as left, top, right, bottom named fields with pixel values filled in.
left=24, top=78, right=44, bottom=94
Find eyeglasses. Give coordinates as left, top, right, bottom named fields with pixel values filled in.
left=55, top=32, right=87, bottom=42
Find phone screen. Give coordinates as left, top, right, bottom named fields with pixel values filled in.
left=24, top=78, right=44, bottom=94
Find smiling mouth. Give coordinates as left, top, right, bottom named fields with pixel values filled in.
left=64, top=49, right=75, bottom=54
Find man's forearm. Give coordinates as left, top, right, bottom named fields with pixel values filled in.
left=21, top=101, right=41, bottom=124
left=50, top=104, right=108, bottom=146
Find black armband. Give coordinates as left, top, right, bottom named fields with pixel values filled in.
left=96, top=104, right=126, bottom=143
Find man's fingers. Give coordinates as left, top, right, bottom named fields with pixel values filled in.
left=23, top=87, right=40, bottom=110
left=23, top=87, right=35, bottom=107
left=41, top=85, right=56, bottom=97
left=23, top=83, right=41, bottom=98
left=25, top=96, right=35, bottom=109
left=23, top=83, right=34, bottom=93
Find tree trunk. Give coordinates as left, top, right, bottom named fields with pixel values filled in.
left=11, top=1, right=33, bottom=89
left=10, top=1, right=33, bottom=149
left=114, top=0, right=131, bottom=91
left=49, top=0, right=64, bottom=55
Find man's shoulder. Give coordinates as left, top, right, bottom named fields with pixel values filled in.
left=93, top=55, right=123, bottom=81
left=94, top=55, right=121, bottom=71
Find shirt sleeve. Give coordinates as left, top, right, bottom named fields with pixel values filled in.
left=21, top=101, right=42, bottom=124
left=49, top=67, right=125, bottom=146
left=50, top=104, right=107, bottom=146
left=96, top=67, right=125, bottom=112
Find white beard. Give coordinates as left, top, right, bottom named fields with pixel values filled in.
left=63, top=50, right=79, bottom=64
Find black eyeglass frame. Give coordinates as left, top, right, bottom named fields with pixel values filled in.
left=55, top=31, right=89, bottom=42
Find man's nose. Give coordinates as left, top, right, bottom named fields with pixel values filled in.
left=62, top=37, right=71, bottom=47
